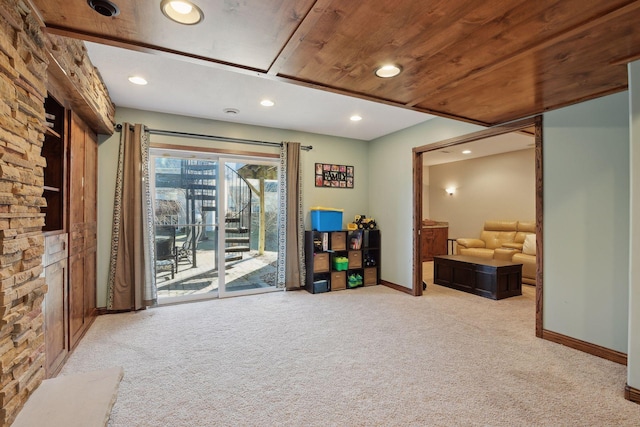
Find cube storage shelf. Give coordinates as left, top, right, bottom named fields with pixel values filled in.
left=304, top=229, right=380, bottom=293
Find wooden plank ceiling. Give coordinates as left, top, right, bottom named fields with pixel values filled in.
left=29, top=0, right=640, bottom=126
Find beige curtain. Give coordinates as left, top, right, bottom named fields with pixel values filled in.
left=107, top=123, right=157, bottom=310
left=276, top=142, right=305, bottom=290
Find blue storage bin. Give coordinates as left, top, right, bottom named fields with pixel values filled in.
left=313, top=279, right=329, bottom=293
left=310, top=207, right=343, bottom=231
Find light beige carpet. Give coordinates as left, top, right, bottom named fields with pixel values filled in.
left=60, top=281, right=640, bottom=426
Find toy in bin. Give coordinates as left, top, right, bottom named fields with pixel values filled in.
left=333, top=256, right=348, bottom=271
left=348, top=273, right=363, bottom=288
left=364, top=254, right=376, bottom=267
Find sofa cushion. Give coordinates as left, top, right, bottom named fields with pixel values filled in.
left=484, top=220, right=518, bottom=231
left=522, top=233, right=536, bottom=255
left=479, top=230, right=516, bottom=249
left=515, top=221, right=536, bottom=243
left=459, top=248, right=494, bottom=259
left=513, top=252, right=536, bottom=285
left=455, top=238, right=485, bottom=248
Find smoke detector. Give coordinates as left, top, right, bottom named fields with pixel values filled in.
left=87, top=0, right=120, bottom=17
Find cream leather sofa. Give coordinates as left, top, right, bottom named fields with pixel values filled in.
left=512, top=234, right=536, bottom=285
left=456, top=220, right=536, bottom=285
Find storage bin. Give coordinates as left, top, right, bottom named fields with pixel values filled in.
left=364, top=267, right=377, bottom=286
left=348, top=250, right=362, bottom=268
left=333, top=256, right=348, bottom=271
left=331, top=271, right=346, bottom=291
left=313, top=253, right=330, bottom=272
left=310, top=207, right=343, bottom=232
left=312, top=279, right=330, bottom=293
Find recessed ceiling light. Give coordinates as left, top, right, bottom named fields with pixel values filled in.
left=87, top=0, right=120, bottom=17
left=375, top=64, right=402, bottom=78
left=161, top=0, right=204, bottom=25
left=462, top=150, right=472, bottom=154
left=350, top=115, right=362, bottom=122
left=223, top=108, right=240, bottom=115
left=128, top=76, right=148, bottom=85
left=260, top=99, right=275, bottom=107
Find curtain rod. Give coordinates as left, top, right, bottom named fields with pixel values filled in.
left=115, top=124, right=312, bottom=151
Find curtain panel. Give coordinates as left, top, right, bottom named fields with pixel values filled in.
left=277, top=142, right=305, bottom=290
left=107, top=123, right=157, bottom=310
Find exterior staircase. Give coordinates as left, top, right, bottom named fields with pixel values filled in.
left=155, top=160, right=253, bottom=267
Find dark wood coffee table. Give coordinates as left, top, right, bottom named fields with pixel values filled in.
left=433, top=255, right=522, bottom=300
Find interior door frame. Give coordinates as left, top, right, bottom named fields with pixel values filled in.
left=412, top=116, right=543, bottom=337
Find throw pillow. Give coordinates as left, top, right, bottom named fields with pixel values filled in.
left=522, top=234, right=536, bottom=255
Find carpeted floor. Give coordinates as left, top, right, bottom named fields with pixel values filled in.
left=60, top=281, right=640, bottom=426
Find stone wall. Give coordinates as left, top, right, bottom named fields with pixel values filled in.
left=0, top=1, right=114, bottom=425
left=46, top=32, right=115, bottom=134
left=0, top=1, right=49, bottom=425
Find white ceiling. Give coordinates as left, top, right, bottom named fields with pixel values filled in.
left=84, top=42, right=436, bottom=141
left=422, top=132, right=535, bottom=166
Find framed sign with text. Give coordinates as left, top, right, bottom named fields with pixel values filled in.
left=314, top=163, right=354, bottom=188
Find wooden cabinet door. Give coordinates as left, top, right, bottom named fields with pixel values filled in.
left=83, top=125, right=97, bottom=319
left=84, top=246, right=97, bottom=318
left=68, top=252, right=85, bottom=349
left=421, top=229, right=435, bottom=261
left=44, top=258, right=68, bottom=377
left=433, top=228, right=448, bottom=257
left=68, top=111, right=86, bottom=255
left=421, top=227, right=448, bottom=261
left=67, top=112, right=98, bottom=349
left=84, top=126, right=97, bottom=248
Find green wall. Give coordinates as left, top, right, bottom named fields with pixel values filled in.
left=96, top=108, right=370, bottom=307
left=629, top=60, right=640, bottom=390
left=543, top=91, right=630, bottom=353
left=368, top=118, right=484, bottom=288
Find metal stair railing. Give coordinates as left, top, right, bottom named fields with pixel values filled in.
left=224, top=164, right=252, bottom=262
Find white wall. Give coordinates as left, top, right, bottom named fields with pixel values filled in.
left=629, top=61, right=640, bottom=390
left=96, top=108, right=369, bottom=307
left=543, top=91, right=630, bottom=353
left=369, top=118, right=484, bottom=288
left=428, top=149, right=535, bottom=239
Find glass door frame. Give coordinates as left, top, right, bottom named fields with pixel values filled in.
left=217, top=155, right=282, bottom=298
left=149, top=146, right=282, bottom=303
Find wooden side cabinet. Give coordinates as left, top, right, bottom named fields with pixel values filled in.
left=41, top=92, right=98, bottom=377
left=421, top=225, right=448, bottom=262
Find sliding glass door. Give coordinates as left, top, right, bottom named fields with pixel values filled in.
left=218, top=158, right=279, bottom=297
left=150, top=149, right=280, bottom=303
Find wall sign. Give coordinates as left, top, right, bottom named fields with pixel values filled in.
left=315, top=163, right=354, bottom=188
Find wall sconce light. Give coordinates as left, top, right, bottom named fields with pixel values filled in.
left=446, top=187, right=456, bottom=196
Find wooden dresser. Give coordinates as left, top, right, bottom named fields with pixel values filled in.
left=421, top=222, right=448, bottom=262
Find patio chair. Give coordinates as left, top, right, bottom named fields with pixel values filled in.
left=155, top=226, right=178, bottom=279
left=177, top=220, right=203, bottom=263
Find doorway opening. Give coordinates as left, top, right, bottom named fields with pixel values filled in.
left=150, top=147, right=281, bottom=304
left=413, top=116, right=543, bottom=336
